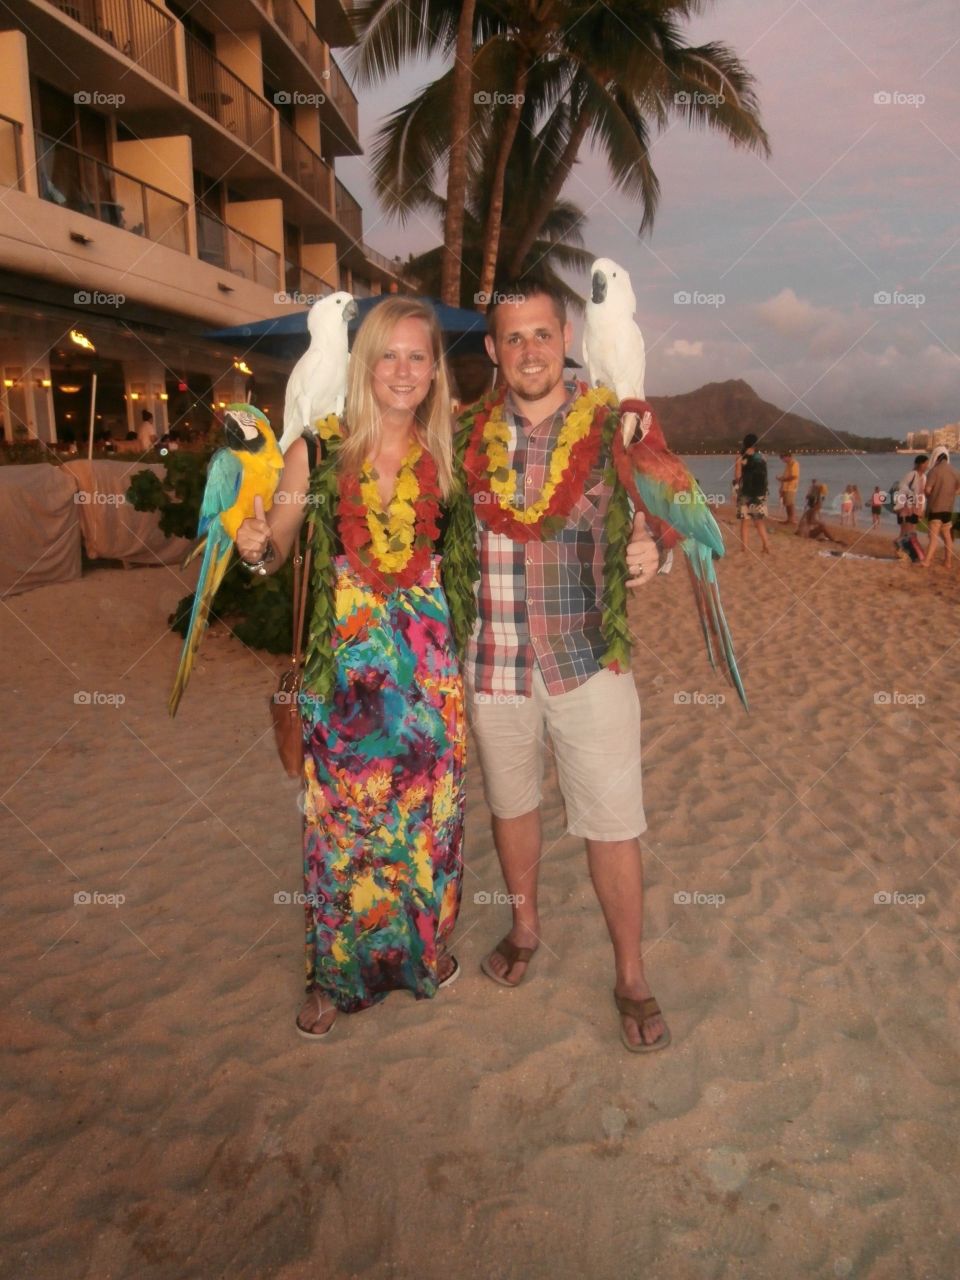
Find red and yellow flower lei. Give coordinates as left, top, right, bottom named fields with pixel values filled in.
left=318, top=416, right=442, bottom=591
left=462, top=384, right=619, bottom=541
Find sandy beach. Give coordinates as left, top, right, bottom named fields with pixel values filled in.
left=2, top=512, right=959, bottom=1280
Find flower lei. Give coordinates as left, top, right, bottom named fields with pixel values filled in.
left=462, top=384, right=619, bottom=542
left=302, top=417, right=478, bottom=701
left=339, top=440, right=441, bottom=590
left=457, top=383, right=635, bottom=673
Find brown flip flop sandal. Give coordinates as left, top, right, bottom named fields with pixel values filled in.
left=480, top=936, right=536, bottom=988
left=614, top=993, right=671, bottom=1053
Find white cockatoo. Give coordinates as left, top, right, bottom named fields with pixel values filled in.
left=279, top=291, right=358, bottom=453
left=582, top=258, right=646, bottom=445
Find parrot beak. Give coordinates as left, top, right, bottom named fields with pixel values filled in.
left=343, top=300, right=359, bottom=322
left=591, top=271, right=607, bottom=304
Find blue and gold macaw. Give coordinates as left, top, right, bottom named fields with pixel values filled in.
left=168, top=404, right=283, bottom=716
left=614, top=399, right=748, bottom=711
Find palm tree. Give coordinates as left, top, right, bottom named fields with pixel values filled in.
left=350, top=0, right=769, bottom=307
left=403, top=135, right=594, bottom=310
left=441, top=0, right=478, bottom=305
left=349, top=0, right=493, bottom=305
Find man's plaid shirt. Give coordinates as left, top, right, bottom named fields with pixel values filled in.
left=465, top=381, right=614, bottom=697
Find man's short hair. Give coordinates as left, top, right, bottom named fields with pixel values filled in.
left=486, top=278, right=567, bottom=338
left=915, top=454, right=929, bottom=465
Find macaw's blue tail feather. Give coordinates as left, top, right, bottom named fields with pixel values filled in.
left=684, top=553, right=719, bottom=673
left=682, top=544, right=749, bottom=711
left=168, top=526, right=233, bottom=716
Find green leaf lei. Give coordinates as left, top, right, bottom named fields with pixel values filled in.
left=301, top=434, right=343, bottom=701
left=300, top=426, right=480, bottom=701
left=599, top=420, right=635, bottom=674
left=457, top=395, right=635, bottom=674
left=442, top=420, right=481, bottom=657
left=298, top=400, right=633, bottom=700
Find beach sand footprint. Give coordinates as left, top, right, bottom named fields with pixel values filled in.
left=703, top=1145, right=750, bottom=1192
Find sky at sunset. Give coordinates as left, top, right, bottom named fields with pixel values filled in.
left=337, top=0, right=959, bottom=440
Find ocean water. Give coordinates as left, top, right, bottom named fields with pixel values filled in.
left=681, top=451, right=913, bottom=529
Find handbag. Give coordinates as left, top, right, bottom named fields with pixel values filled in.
left=270, top=537, right=313, bottom=777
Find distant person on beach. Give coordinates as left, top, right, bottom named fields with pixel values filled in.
left=137, top=409, right=157, bottom=452
left=734, top=433, right=771, bottom=554
left=870, top=486, right=884, bottom=528
left=894, top=454, right=928, bottom=530
left=777, top=450, right=799, bottom=524
left=795, top=506, right=841, bottom=542
left=804, top=479, right=828, bottom=514
left=892, top=454, right=928, bottom=561
left=840, top=484, right=854, bottom=526
left=921, top=445, right=959, bottom=570
left=840, top=483, right=863, bottom=527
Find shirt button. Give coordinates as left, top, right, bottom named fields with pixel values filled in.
left=525, top=557, right=532, bottom=565
left=525, top=476, right=533, bottom=485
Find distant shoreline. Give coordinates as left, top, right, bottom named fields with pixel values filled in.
left=682, top=449, right=899, bottom=457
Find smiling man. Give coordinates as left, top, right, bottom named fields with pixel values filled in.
left=460, top=280, right=669, bottom=1053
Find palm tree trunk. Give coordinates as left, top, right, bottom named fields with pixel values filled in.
left=476, top=54, right=530, bottom=311
left=440, top=0, right=477, bottom=307
left=506, top=106, right=591, bottom=277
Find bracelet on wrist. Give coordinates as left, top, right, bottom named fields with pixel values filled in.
left=241, top=541, right=275, bottom=575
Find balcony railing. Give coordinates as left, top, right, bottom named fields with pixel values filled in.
left=278, top=121, right=332, bottom=212
left=278, top=268, right=331, bottom=305
left=269, top=0, right=326, bottom=83
left=0, top=114, right=24, bottom=191
left=52, top=0, right=178, bottom=91
left=327, top=56, right=359, bottom=138
left=35, top=132, right=188, bottom=251
left=335, top=178, right=362, bottom=241
left=197, top=210, right=281, bottom=289
left=299, top=267, right=331, bottom=300
left=364, top=245, right=406, bottom=279
left=184, top=36, right=274, bottom=162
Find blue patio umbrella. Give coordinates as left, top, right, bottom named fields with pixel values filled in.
left=203, top=295, right=490, bottom=359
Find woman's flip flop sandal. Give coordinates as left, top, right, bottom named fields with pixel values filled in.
left=295, top=990, right=337, bottom=1041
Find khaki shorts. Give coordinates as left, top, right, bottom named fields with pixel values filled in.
left=466, top=667, right=646, bottom=841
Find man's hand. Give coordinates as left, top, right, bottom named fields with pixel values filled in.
left=626, top=511, right=660, bottom=588
left=236, top=494, right=272, bottom=565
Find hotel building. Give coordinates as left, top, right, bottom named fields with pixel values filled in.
left=0, top=0, right=404, bottom=444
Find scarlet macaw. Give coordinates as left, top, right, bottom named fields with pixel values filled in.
left=614, top=401, right=748, bottom=710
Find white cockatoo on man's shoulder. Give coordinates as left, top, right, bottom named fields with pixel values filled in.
left=583, top=258, right=646, bottom=446
left=279, top=291, right=357, bottom=453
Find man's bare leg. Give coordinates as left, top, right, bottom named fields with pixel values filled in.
left=586, top=837, right=667, bottom=1047
left=483, top=809, right=543, bottom=984
left=922, top=519, right=942, bottom=568
left=757, top=519, right=771, bottom=553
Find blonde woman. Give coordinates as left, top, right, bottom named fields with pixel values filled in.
left=236, top=299, right=467, bottom=1039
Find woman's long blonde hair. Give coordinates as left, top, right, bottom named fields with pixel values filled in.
left=340, top=298, right=455, bottom=498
